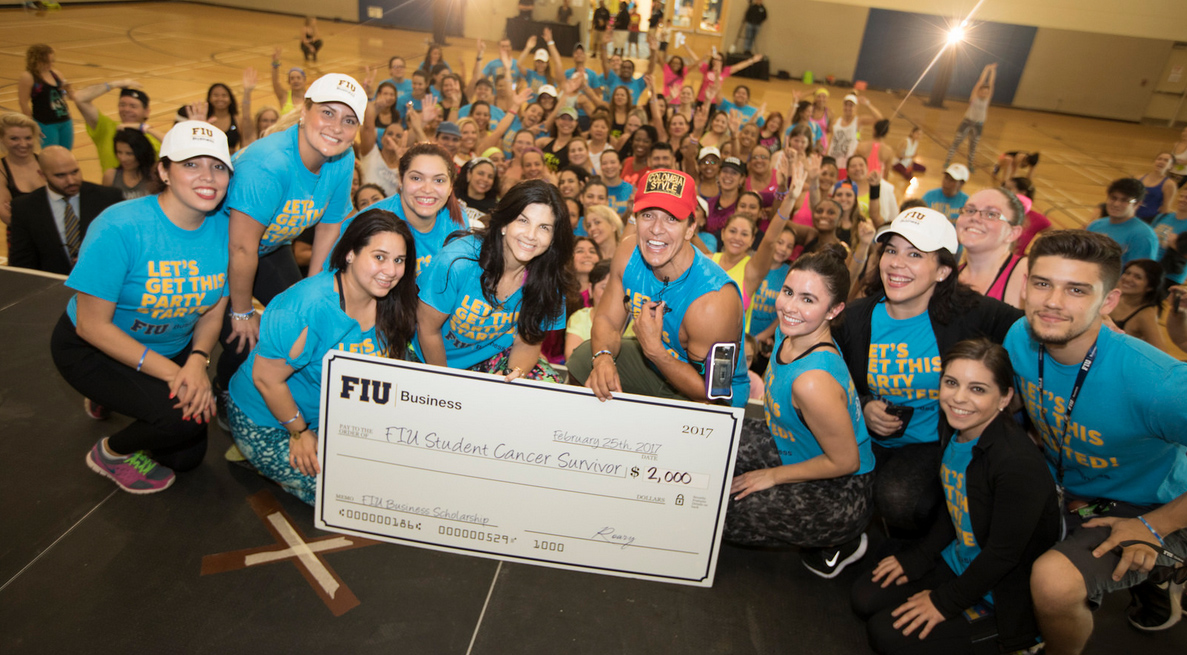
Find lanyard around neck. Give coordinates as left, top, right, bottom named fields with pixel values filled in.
left=1037, top=338, right=1098, bottom=489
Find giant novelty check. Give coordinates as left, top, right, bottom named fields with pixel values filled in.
left=314, top=352, right=743, bottom=587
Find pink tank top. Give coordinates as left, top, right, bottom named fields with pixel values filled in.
left=868, top=142, right=883, bottom=173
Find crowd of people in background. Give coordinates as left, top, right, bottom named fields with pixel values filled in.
left=2, top=8, right=1186, bottom=653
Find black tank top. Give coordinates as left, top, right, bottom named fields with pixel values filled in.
left=2, top=158, right=37, bottom=202
left=1114, top=303, right=1157, bottom=331
left=541, top=138, right=571, bottom=172
left=30, top=71, right=70, bottom=124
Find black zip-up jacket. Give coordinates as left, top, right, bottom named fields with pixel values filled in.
left=897, top=413, right=1060, bottom=652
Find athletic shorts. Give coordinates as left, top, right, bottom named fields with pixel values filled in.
left=1053, top=502, right=1187, bottom=609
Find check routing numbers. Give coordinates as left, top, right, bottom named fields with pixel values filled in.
left=315, top=353, right=743, bottom=586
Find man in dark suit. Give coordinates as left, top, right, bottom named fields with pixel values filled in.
left=9, top=146, right=123, bottom=275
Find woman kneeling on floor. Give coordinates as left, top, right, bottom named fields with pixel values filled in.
left=851, top=339, right=1059, bottom=654
left=724, top=249, right=876, bottom=579
left=227, top=209, right=418, bottom=504
left=51, top=122, right=234, bottom=494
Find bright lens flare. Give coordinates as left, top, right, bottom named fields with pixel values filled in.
left=947, top=26, right=965, bottom=45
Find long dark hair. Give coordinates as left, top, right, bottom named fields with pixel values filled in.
left=398, top=143, right=464, bottom=226
left=1123, top=258, right=1167, bottom=314
left=864, top=242, right=978, bottom=324
left=455, top=157, right=500, bottom=202
left=474, top=180, right=575, bottom=344
left=205, top=83, right=239, bottom=118
left=114, top=128, right=157, bottom=180
left=329, top=209, right=418, bottom=357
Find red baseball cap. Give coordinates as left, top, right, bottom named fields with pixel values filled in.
left=633, top=169, right=697, bottom=220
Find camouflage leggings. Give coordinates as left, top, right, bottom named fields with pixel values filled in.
left=724, top=417, right=875, bottom=549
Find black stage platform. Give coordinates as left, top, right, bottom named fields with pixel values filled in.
left=1, top=267, right=1182, bottom=654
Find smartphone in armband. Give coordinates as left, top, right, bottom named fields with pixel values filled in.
left=705, top=342, right=737, bottom=402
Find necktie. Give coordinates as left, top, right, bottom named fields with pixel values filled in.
left=63, top=198, right=81, bottom=260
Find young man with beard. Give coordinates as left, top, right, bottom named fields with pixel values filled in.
left=1004, top=230, right=1187, bottom=653
left=568, top=169, right=749, bottom=406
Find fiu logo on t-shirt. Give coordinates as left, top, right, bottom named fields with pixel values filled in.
left=643, top=170, right=685, bottom=198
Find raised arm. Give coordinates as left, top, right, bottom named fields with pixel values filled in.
left=729, top=53, right=763, bottom=75
left=517, top=35, right=538, bottom=72
left=683, top=44, right=702, bottom=69
left=467, top=39, right=485, bottom=99
left=239, top=67, right=259, bottom=146
left=72, top=79, right=140, bottom=129
left=644, top=75, right=668, bottom=142
left=746, top=154, right=806, bottom=292
left=856, top=95, right=884, bottom=127
left=271, top=48, right=287, bottom=104
left=360, top=95, right=379, bottom=156
left=544, top=28, right=562, bottom=83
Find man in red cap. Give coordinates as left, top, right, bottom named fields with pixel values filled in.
left=568, top=169, right=750, bottom=406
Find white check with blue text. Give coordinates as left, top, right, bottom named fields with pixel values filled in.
left=315, top=352, right=743, bottom=587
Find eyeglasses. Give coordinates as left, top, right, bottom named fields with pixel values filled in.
left=959, top=205, right=1007, bottom=223
left=1112, top=540, right=1187, bottom=585
left=1106, top=194, right=1138, bottom=205
left=750, top=154, right=770, bottom=161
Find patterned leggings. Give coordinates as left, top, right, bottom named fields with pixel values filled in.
left=723, top=417, right=875, bottom=549
left=227, top=396, right=316, bottom=505
left=945, top=119, right=983, bottom=170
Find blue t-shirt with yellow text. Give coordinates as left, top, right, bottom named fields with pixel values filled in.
left=606, top=179, right=634, bottom=217
left=749, top=263, right=789, bottom=337
left=413, top=235, right=565, bottom=370
left=228, top=271, right=383, bottom=429
left=65, top=195, right=229, bottom=358
left=867, top=302, right=942, bottom=447
left=340, top=194, right=469, bottom=277
left=1005, top=318, right=1187, bottom=505
left=224, top=125, right=353, bottom=254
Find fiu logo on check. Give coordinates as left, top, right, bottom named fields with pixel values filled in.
left=643, top=170, right=684, bottom=197
left=339, top=376, right=462, bottom=410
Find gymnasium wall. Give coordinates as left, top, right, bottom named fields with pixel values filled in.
left=1012, top=29, right=1173, bottom=122
left=721, top=0, right=1178, bottom=122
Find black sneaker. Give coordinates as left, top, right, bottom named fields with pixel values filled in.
left=802, top=533, right=868, bottom=579
left=1127, top=579, right=1184, bottom=631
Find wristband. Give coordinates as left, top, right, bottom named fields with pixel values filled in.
left=776, top=208, right=790, bottom=222
left=104, top=82, right=111, bottom=92
left=271, top=61, right=280, bottom=69
left=592, top=349, right=615, bottom=363
left=1138, top=516, right=1167, bottom=548
left=869, top=184, right=881, bottom=200
left=229, top=307, right=256, bottom=320
left=280, top=408, right=303, bottom=426
left=189, top=349, right=211, bottom=367
left=136, top=346, right=150, bottom=372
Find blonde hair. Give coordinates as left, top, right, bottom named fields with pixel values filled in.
left=0, top=113, right=42, bottom=156
left=586, top=204, right=624, bottom=242
left=25, top=44, right=53, bottom=76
